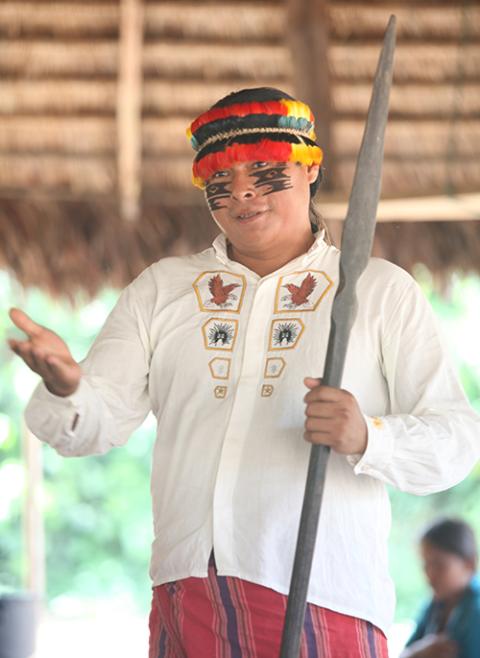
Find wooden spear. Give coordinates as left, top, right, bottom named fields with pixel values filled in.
left=279, top=16, right=397, bottom=658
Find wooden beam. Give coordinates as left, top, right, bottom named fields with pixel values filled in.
left=117, top=0, right=144, bottom=222
left=286, top=0, right=334, bottom=189
left=22, top=424, right=45, bottom=600
left=316, top=193, right=480, bottom=223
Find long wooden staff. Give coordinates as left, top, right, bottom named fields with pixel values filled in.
left=279, top=16, right=397, bottom=658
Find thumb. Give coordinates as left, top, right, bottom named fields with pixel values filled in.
left=9, top=308, right=42, bottom=338
left=304, top=377, right=322, bottom=390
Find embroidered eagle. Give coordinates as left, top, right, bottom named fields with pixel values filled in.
left=208, top=274, right=241, bottom=307
left=282, top=273, right=317, bottom=308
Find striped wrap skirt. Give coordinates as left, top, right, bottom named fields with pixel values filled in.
left=148, top=555, right=389, bottom=658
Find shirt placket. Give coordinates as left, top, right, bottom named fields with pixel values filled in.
left=211, top=275, right=276, bottom=568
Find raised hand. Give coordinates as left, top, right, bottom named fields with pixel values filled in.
left=8, top=308, right=81, bottom=397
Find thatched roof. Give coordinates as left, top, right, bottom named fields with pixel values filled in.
left=1, top=0, right=479, bottom=297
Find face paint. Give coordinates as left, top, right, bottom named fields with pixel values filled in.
left=249, top=165, right=293, bottom=196
left=205, top=180, right=231, bottom=211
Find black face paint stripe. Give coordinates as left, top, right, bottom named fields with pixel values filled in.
left=249, top=165, right=293, bottom=196
left=205, top=181, right=231, bottom=211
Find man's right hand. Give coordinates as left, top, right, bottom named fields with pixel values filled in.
left=8, top=308, right=81, bottom=397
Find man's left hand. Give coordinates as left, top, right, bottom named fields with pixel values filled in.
left=303, top=378, right=368, bottom=455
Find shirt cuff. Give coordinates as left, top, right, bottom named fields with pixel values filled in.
left=346, top=415, right=395, bottom=476
left=25, top=378, right=91, bottom=447
left=30, top=379, right=86, bottom=407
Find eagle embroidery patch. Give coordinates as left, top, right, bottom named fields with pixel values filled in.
left=193, top=271, right=246, bottom=312
left=274, top=270, right=333, bottom=312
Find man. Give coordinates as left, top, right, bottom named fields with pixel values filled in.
left=8, top=87, right=480, bottom=657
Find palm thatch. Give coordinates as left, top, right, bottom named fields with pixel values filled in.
left=1, top=0, right=479, bottom=298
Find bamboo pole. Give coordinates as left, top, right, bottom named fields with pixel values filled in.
left=117, top=0, right=144, bottom=223
left=287, top=0, right=334, bottom=189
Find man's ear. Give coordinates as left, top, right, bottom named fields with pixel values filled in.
left=307, top=164, right=321, bottom=184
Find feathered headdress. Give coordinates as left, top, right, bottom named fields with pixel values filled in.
left=186, top=88, right=324, bottom=189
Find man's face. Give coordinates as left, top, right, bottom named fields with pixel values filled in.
left=204, top=160, right=320, bottom=255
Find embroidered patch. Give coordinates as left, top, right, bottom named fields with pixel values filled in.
left=214, top=385, right=228, bottom=399
left=261, top=384, right=274, bottom=397
left=208, top=357, right=231, bottom=380
left=264, top=357, right=286, bottom=379
left=269, top=318, right=304, bottom=350
left=193, top=271, right=246, bottom=312
left=274, top=270, right=333, bottom=312
left=202, top=318, right=238, bottom=351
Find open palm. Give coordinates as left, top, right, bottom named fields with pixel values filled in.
left=8, top=308, right=81, bottom=397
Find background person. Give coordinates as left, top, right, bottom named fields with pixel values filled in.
left=401, top=518, right=480, bottom=658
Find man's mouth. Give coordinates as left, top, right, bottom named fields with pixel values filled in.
left=236, top=209, right=267, bottom=221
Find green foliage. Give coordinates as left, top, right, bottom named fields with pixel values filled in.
left=0, top=272, right=153, bottom=611
left=388, top=269, right=480, bottom=622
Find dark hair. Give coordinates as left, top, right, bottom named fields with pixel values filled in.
left=210, top=87, right=328, bottom=239
left=421, top=518, right=478, bottom=565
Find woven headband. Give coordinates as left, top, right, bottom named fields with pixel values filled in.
left=187, top=98, right=323, bottom=189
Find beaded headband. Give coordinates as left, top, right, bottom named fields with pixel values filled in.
left=187, top=98, right=323, bottom=189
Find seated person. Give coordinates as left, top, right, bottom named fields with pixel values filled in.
left=400, top=518, right=480, bottom=658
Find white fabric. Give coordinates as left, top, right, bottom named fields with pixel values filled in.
left=25, top=232, right=480, bottom=633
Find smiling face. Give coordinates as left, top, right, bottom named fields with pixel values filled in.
left=421, top=540, right=475, bottom=602
left=204, top=160, right=319, bottom=261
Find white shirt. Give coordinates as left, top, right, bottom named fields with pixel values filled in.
left=25, top=232, right=480, bottom=633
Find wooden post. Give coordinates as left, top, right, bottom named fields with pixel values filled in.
left=22, top=423, right=46, bottom=601
left=286, top=0, right=334, bottom=190
left=117, top=0, right=144, bottom=222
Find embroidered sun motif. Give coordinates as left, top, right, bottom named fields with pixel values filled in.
left=208, top=322, right=234, bottom=346
left=273, top=322, right=298, bottom=346
left=269, top=318, right=305, bottom=350
left=193, top=271, right=246, bottom=312
left=202, top=318, right=238, bottom=351
left=274, top=270, right=333, bottom=313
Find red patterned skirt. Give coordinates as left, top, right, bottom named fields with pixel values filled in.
left=148, top=556, right=388, bottom=658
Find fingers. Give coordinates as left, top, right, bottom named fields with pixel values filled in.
left=10, top=341, right=49, bottom=378
left=303, top=381, right=368, bottom=454
left=304, top=381, right=346, bottom=403
left=305, top=401, right=339, bottom=418
left=10, top=340, right=80, bottom=395
left=9, top=308, right=43, bottom=338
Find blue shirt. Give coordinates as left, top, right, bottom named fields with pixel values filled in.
left=407, top=575, right=480, bottom=658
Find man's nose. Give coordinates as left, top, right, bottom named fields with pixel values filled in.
left=230, top=170, right=256, bottom=200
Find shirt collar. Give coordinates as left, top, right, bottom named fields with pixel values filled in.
left=211, top=230, right=330, bottom=278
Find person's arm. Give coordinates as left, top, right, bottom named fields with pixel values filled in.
left=399, top=634, right=458, bottom=658
left=346, top=274, right=479, bottom=494
left=10, top=270, right=154, bottom=456
left=304, top=267, right=480, bottom=493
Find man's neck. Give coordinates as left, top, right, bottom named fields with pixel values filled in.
left=228, top=232, right=316, bottom=277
